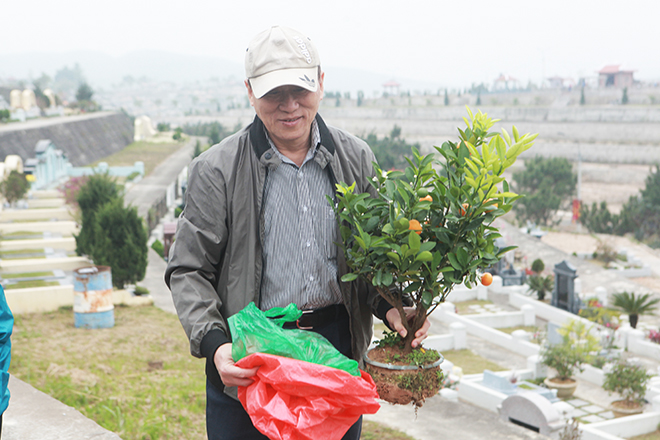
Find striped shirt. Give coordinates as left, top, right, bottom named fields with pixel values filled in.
left=259, top=120, right=342, bottom=311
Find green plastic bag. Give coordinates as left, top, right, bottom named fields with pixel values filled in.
left=228, top=302, right=360, bottom=377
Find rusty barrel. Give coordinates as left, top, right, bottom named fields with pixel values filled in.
left=73, top=266, right=114, bottom=329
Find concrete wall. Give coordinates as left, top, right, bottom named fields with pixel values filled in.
left=0, top=112, right=133, bottom=166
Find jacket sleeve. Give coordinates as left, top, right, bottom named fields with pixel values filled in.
left=165, top=158, right=230, bottom=359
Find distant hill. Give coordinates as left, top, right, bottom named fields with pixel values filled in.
left=0, top=50, right=444, bottom=96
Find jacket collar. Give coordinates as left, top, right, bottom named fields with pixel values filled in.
left=249, top=113, right=336, bottom=160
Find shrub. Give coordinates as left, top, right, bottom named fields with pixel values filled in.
left=612, top=291, right=660, bottom=329
left=512, top=156, right=576, bottom=227
left=151, top=239, right=164, bottom=259
left=648, top=329, right=660, bottom=344
left=526, top=274, right=553, bottom=300
left=90, top=198, right=148, bottom=289
left=541, top=344, right=586, bottom=380
left=531, top=258, right=545, bottom=274
left=0, top=170, right=30, bottom=205
left=134, top=286, right=150, bottom=296
left=60, top=176, right=89, bottom=208
left=603, top=360, right=652, bottom=405
left=75, top=172, right=121, bottom=256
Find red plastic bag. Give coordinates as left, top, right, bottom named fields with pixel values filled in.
left=235, top=352, right=380, bottom=440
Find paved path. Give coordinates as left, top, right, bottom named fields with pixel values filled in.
left=124, top=137, right=196, bottom=220
left=3, top=375, right=121, bottom=440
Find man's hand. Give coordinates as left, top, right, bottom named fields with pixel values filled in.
left=213, top=343, right=259, bottom=387
left=385, top=307, right=430, bottom=348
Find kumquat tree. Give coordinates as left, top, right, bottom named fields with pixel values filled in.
left=332, top=108, right=537, bottom=353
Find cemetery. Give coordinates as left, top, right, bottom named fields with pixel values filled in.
left=408, top=260, right=660, bottom=439
left=2, top=111, right=660, bottom=438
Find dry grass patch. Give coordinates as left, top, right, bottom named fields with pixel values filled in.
left=441, top=349, right=506, bottom=374
left=91, top=140, right=183, bottom=177
left=454, top=299, right=493, bottom=315
left=11, top=305, right=416, bottom=440
left=11, top=305, right=206, bottom=439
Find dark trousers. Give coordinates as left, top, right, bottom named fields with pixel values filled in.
left=206, top=311, right=362, bottom=440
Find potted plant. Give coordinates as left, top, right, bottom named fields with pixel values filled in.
left=526, top=273, right=554, bottom=301
left=541, top=319, right=600, bottom=398
left=602, top=360, right=653, bottom=417
left=612, top=291, right=660, bottom=329
left=332, top=108, right=537, bottom=405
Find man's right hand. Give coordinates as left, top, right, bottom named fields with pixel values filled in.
left=213, top=343, right=259, bottom=387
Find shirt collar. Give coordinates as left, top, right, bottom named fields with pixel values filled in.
left=263, top=119, right=320, bottom=166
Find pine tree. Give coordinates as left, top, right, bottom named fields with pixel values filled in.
left=75, top=172, right=120, bottom=256
left=91, top=198, right=148, bottom=289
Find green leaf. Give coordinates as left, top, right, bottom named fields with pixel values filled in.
left=408, top=230, right=421, bottom=251
left=415, top=251, right=433, bottom=262
left=496, top=245, right=518, bottom=258
left=386, top=252, right=400, bottom=263
left=422, top=291, right=433, bottom=309
left=341, top=273, right=358, bottom=282
left=447, top=253, right=460, bottom=270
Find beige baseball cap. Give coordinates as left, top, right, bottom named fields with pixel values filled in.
left=245, top=26, right=320, bottom=99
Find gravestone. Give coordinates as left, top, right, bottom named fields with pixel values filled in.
left=551, top=260, right=582, bottom=314
left=499, top=393, right=564, bottom=436
left=9, top=89, right=21, bottom=109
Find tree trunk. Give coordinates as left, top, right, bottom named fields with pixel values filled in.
left=400, top=306, right=427, bottom=355
left=630, top=313, right=639, bottom=329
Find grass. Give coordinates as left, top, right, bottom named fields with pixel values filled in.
left=90, top=140, right=183, bottom=177
left=441, top=349, right=506, bottom=374
left=11, top=305, right=417, bottom=440
left=497, top=325, right=539, bottom=335
left=1, top=271, right=55, bottom=279
left=0, top=249, right=44, bottom=256
left=11, top=306, right=207, bottom=439
left=454, top=299, right=493, bottom=315
left=0, top=231, right=43, bottom=239
left=4, top=280, right=59, bottom=289
left=361, top=421, right=416, bottom=440
left=631, top=431, right=660, bottom=440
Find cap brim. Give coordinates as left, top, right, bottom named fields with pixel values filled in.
left=249, top=67, right=319, bottom=99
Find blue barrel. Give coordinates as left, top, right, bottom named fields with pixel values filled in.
left=73, top=266, right=114, bottom=329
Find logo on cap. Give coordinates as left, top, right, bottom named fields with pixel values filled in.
left=293, top=36, right=313, bottom=64
left=299, top=75, right=316, bottom=88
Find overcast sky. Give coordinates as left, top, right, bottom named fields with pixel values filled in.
left=2, top=0, right=659, bottom=88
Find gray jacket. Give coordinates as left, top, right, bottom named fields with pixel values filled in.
left=165, top=114, right=391, bottom=392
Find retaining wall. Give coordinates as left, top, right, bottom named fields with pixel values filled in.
left=0, top=112, right=133, bottom=166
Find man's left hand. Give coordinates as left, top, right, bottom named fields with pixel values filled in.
left=385, top=307, right=430, bottom=348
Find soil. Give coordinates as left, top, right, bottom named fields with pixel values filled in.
left=365, top=345, right=442, bottom=408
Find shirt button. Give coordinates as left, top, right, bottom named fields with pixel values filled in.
left=298, top=172, right=304, bottom=179
left=306, top=242, right=311, bottom=247
left=265, top=152, right=272, bottom=159
left=309, top=275, right=314, bottom=281
left=303, top=206, right=308, bottom=212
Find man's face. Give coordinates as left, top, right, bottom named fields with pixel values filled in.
left=246, top=72, right=324, bottom=150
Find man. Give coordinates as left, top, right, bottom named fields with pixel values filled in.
left=165, top=26, right=429, bottom=440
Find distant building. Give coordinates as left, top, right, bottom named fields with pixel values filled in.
left=598, top=65, right=635, bottom=88
left=492, top=74, right=522, bottom=91
left=546, top=76, right=576, bottom=90
left=382, top=80, right=401, bottom=96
